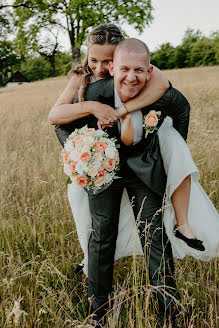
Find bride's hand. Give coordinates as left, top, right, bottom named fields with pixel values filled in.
left=97, top=120, right=114, bottom=130
left=92, top=103, right=119, bottom=125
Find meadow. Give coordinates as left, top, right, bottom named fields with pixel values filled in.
left=0, top=66, right=218, bottom=327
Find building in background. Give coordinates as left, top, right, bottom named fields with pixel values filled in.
left=4, top=71, right=30, bottom=87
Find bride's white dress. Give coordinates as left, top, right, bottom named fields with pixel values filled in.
left=67, top=118, right=219, bottom=275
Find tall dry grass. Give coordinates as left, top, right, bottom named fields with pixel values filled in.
left=0, top=67, right=218, bottom=328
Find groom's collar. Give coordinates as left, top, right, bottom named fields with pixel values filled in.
left=114, top=85, right=123, bottom=108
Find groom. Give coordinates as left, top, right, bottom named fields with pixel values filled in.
left=56, top=38, right=190, bottom=326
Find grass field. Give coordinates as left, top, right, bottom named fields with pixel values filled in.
left=0, top=66, right=219, bottom=327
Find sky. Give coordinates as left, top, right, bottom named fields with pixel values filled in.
left=122, top=0, right=219, bottom=51
left=61, top=0, right=218, bottom=53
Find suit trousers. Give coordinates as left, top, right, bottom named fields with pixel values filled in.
left=88, top=165, right=179, bottom=319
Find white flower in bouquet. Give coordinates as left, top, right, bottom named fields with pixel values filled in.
left=69, top=150, right=80, bottom=162
left=79, top=125, right=90, bottom=134
left=81, top=145, right=91, bottom=153
left=63, top=163, right=72, bottom=176
left=95, top=130, right=105, bottom=137
left=75, top=162, right=89, bottom=175
left=105, top=147, right=116, bottom=159
left=83, top=136, right=95, bottom=148
left=100, top=137, right=114, bottom=146
left=64, top=140, right=75, bottom=152
left=104, top=172, right=113, bottom=184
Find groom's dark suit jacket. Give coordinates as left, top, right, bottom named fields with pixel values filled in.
left=55, top=78, right=190, bottom=196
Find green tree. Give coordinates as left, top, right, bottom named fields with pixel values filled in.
left=20, top=55, right=51, bottom=81
left=150, top=28, right=219, bottom=69
left=0, top=14, right=11, bottom=40
left=212, top=32, right=219, bottom=64
left=1, top=0, right=153, bottom=65
left=0, top=4, right=13, bottom=40
left=174, top=45, right=187, bottom=68
left=151, top=43, right=175, bottom=69
left=190, top=37, right=217, bottom=66
left=19, top=52, right=73, bottom=81
left=37, top=32, right=62, bottom=77
left=180, top=28, right=203, bottom=67
left=55, top=52, right=72, bottom=76
left=0, top=40, right=23, bottom=84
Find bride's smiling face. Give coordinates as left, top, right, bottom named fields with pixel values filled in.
left=88, top=43, right=116, bottom=80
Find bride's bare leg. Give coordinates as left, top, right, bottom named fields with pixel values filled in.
left=171, top=175, right=196, bottom=238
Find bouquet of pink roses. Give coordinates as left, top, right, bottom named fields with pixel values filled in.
left=61, top=125, right=120, bottom=192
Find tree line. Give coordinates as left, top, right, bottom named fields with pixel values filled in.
left=0, top=1, right=218, bottom=85
left=151, top=29, right=219, bottom=69
left=0, top=0, right=153, bottom=85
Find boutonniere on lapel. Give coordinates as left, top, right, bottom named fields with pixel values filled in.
left=143, top=110, right=161, bottom=137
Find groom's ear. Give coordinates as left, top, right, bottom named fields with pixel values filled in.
left=109, top=61, right=114, bottom=76
left=146, top=65, right=153, bottom=80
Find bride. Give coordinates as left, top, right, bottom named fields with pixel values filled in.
left=49, top=23, right=219, bottom=276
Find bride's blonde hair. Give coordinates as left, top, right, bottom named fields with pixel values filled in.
left=70, top=23, right=124, bottom=101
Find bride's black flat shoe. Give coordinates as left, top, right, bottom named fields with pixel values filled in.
left=75, top=263, right=84, bottom=275
left=173, top=225, right=205, bottom=251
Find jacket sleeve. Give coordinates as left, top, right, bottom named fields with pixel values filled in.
left=166, top=87, right=190, bottom=141
left=55, top=122, right=77, bottom=147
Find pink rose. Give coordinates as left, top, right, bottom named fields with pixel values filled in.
left=95, top=141, right=106, bottom=152
left=94, top=152, right=103, bottom=162
left=75, top=141, right=83, bottom=152
left=94, top=178, right=105, bottom=187
left=73, top=135, right=83, bottom=143
left=76, top=176, right=89, bottom=187
left=144, top=111, right=158, bottom=127
left=97, top=169, right=106, bottom=179
left=115, top=151, right=120, bottom=164
left=84, top=128, right=95, bottom=135
left=88, top=166, right=99, bottom=178
left=63, top=152, right=69, bottom=163
left=104, top=159, right=116, bottom=172
left=80, top=151, right=91, bottom=162
left=71, top=161, right=78, bottom=172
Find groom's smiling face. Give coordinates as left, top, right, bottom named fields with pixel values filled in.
left=109, top=46, right=153, bottom=103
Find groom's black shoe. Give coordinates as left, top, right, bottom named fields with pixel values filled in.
left=88, top=320, right=104, bottom=328
left=173, top=225, right=205, bottom=251
left=90, top=314, right=106, bottom=328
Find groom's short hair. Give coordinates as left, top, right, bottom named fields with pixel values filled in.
left=114, top=38, right=151, bottom=65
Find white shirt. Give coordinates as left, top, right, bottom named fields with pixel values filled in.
left=114, top=86, right=143, bottom=145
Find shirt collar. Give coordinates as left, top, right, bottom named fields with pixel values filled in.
left=114, top=85, right=123, bottom=108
